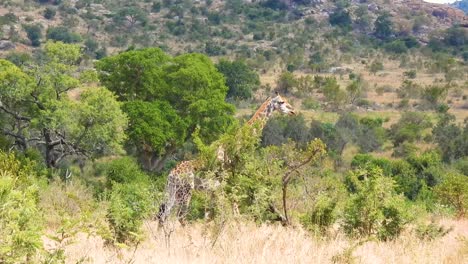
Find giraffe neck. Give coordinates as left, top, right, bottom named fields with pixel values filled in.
left=246, top=98, right=274, bottom=128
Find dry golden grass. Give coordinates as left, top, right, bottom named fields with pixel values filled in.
left=55, top=218, right=468, bottom=264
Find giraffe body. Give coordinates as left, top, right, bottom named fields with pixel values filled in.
left=157, top=94, right=295, bottom=225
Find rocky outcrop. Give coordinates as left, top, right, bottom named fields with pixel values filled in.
left=405, top=0, right=466, bottom=24
left=0, top=40, right=15, bottom=51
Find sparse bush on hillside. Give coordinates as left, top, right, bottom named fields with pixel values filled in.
left=369, top=60, right=384, bottom=75
left=44, top=7, right=56, bottom=20
left=23, top=24, right=42, bottom=47
left=46, top=26, right=82, bottom=43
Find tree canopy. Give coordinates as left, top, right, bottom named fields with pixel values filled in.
left=96, top=48, right=235, bottom=171
left=0, top=41, right=127, bottom=168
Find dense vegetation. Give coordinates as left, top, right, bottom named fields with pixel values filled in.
left=0, top=0, right=467, bottom=262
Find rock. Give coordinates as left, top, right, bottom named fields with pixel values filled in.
left=0, top=40, right=15, bottom=51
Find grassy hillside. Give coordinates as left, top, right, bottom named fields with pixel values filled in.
left=0, top=1, right=468, bottom=263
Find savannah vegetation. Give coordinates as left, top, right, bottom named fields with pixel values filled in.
left=0, top=0, right=468, bottom=263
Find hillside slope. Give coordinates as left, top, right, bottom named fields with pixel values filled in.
left=0, top=0, right=466, bottom=60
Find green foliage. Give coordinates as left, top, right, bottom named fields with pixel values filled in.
left=343, top=166, right=410, bottom=240
left=322, top=77, right=346, bottom=107
left=335, top=113, right=386, bottom=153
left=301, top=176, right=346, bottom=234
left=384, top=40, right=408, bottom=54
left=123, top=100, right=186, bottom=163
left=97, top=48, right=235, bottom=170
left=435, top=172, right=468, bottom=217
left=374, top=12, right=393, bottom=40
left=46, top=26, right=82, bottom=43
left=0, top=151, right=43, bottom=263
left=23, top=24, right=42, bottom=47
left=389, top=112, right=432, bottom=148
left=262, top=114, right=310, bottom=148
left=301, top=97, right=321, bottom=110
left=105, top=157, right=149, bottom=188
left=415, top=221, right=452, bottom=241
left=369, top=60, right=384, bottom=74
left=108, top=182, right=152, bottom=243
left=113, top=6, right=148, bottom=29
left=329, top=7, right=352, bottom=31
left=40, top=178, right=110, bottom=262
left=432, top=113, right=468, bottom=162
left=96, top=48, right=171, bottom=101
left=421, top=85, right=448, bottom=109
left=216, top=59, right=260, bottom=100
left=276, top=71, right=298, bottom=94
left=0, top=42, right=127, bottom=168
left=44, top=7, right=57, bottom=20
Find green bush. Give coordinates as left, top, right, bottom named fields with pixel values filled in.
left=343, top=166, right=410, bottom=241
left=108, top=182, right=152, bottom=243
left=435, top=172, right=468, bottom=218
left=23, top=24, right=42, bottom=47
left=301, top=194, right=337, bottom=234
left=0, top=152, right=43, bottom=263
left=46, top=26, right=82, bottom=43
left=415, top=221, right=452, bottom=241
left=105, top=157, right=148, bottom=188
left=301, top=97, right=321, bottom=110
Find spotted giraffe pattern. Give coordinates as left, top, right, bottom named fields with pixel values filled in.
left=157, top=94, right=295, bottom=225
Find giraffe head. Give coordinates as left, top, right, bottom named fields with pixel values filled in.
left=270, top=92, right=295, bottom=116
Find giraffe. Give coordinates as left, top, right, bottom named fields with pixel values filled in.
left=157, top=93, right=295, bottom=225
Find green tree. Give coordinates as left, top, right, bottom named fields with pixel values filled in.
left=421, top=85, right=448, bottom=109
left=329, top=7, right=352, bottom=31
left=113, top=6, right=149, bottom=29
left=321, top=77, right=346, bottom=109
left=389, top=112, right=432, bottom=148
left=374, top=12, right=393, bottom=40
left=216, top=59, right=260, bottom=100
left=96, top=48, right=235, bottom=171
left=23, top=24, right=42, bottom=47
left=0, top=42, right=127, bottom=168
left=123, top=101, right=186, bottom=171
left=432, top=113, right=468, bottom=162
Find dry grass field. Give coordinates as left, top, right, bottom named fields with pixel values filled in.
left=49, top=218, right=468, bottom=264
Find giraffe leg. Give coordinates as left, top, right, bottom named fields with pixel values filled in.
left=177, top=186, right=192, bottom=226
left=157, top=174, right=178, bottom=225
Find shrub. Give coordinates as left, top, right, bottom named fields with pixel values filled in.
left=0, top=151, right=43, bottom=263
left=44, top=7, right=57, bottom=19
left=403, top=70, right=417, bottom=79
left=108, top=182, right=152, bottom=243
left=105, top=157, right=149, bottom=189
left=301, top=195, right=337, bottom=234
left=435, top=172, right=468, bottom=218
left=23, top=24, right=42, bottom=47
left=343, top=166, right=410, bottom=241
left=46, top=26, right=82, bottom=43
left=302, top=97, right=321, bottom=110
left=415, top=221, right=452, bottom=241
